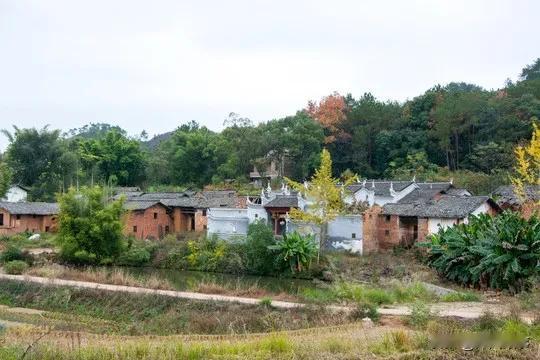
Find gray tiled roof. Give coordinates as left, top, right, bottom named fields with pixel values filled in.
left=492, top=185, right=540, bottom=207
left=0, top=202, right=59, bottom=215
left=123, top=200, right=168, bottom=211
left=398, top=183, right=453, bottom=203
left=382, top=195, right=492, bottom=218
left=264, top=195, right=298, bottom=208
left=347, top=181, right=413, bottom=196
left=121, top=190, right=238, bottom=209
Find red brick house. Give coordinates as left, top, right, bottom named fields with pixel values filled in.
left=376, top=195, right=499, bottom=250
left=122, top=191, right=240, bottom=239
left=0, top=202, right=59, bottom=235
left=123, top=200, right=173, bottom=240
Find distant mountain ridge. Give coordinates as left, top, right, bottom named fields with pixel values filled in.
left=143, top=131, right=174, bottom=149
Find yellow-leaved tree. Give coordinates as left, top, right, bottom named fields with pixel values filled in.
left=286, top=149, right=355, bottom=262
left=511, top=122, right=540, bottom=209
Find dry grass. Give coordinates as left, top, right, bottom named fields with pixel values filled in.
left=193, top=281, right=298, bottom=301
left=25, top=265, right=173, bottom=290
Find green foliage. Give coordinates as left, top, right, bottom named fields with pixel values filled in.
left=421, top=211, right=540, bottom=293
left=0, top=245, right=24, bottom=263
left=2, top=126, right=75, bottom=201
left=407, top=301, right=433, bottom=329
left=0, top=161, right=12, bottom=198
left=78, top=129, right=146, bottom=186
left=349, top=301, right=380, bottom=322
left=3, top=260, right=28, bottom=275
left=116, top=247, right=152, bottom=266
left=245, top=221, right=276, bottom=275
left=270, top=232, right=317, bottom=273
left=259, top=297, right=273, bottom=307
left=440, top=291, right=481, bottom=302
left=57, top=186, right=125, bottom=265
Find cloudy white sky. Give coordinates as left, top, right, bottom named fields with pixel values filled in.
left=0, top=0, right=538, bottom=150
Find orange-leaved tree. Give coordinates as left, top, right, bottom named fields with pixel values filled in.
left=306, top=92, right=349, bottom=144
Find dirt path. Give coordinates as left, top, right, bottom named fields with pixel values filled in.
left=0, top=273, right=533, bottom=323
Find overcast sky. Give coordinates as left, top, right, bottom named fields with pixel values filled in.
left=0, top=0, right=539, bottom=151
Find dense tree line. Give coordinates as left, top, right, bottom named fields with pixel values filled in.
left=1, top=59, right=539, bottom=200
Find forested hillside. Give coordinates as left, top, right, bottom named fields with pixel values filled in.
left=1, top=59, right=539, bottom=201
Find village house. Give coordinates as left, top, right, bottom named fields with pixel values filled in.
left=0, top=201, right=59, bottom=235
left=1, top=185, right=29, bottom=202
left=207, top=179, right=499, bottom=254
left=492, top=185, right=539, bottom=218
left=121, top=190, right=241, bottom=239
left=123, top=200, right=173, bottom=239
left=372, top=195, right=499, bottom=250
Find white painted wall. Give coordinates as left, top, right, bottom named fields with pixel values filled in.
left=207, top=208, right=249, bottom=239
left=247, top=204, right=268, bottom=224
left=2, top=186, right=27, bottom=202
left=428, top=218, right=459, bottom=234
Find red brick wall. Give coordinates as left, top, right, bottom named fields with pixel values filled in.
left=194, top=210, right=207, bottom=231
left=376, top=214, right=400, bottom=250
left=362, top=206, right=381, bottom=253
left=124, top=204, right=173, bottom=240
left=0, top=210, right=57, bottom=236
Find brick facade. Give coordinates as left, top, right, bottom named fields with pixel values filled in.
left=124, top=204, right=173, bottom=240
left=0, top=209, right=57, bottom=236
left=362, top=206, right=381, bottom=253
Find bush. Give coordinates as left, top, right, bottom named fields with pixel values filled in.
left=441, top=291, right=481, bottom=302
left=259, top=297, right=273, bottom=307
left=349, top=301, right=380, bottom=322
left=244, top=221, right=276, bottom=275
left=0, top=245, right=24, bottom=263
left=420, top=211, right=540, bottom=293
left=3, top=260, right=28, bottom=275
left=57, top=186, right=125, bottom=265
left=269, top=231, right=317, bottom=273
left=116, top=247, right=151, bottom=266
left=407, top=301, right=433, bottom=329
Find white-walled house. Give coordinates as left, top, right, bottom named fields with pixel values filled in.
left=1, top=185, right=28, bottom=202
left=206, top=179, right=493, bottom=254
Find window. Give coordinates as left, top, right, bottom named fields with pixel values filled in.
left=385, top=230, right=390, bottom=236
left=0, top=214, right=3, bottom=226
left=202, top=210, right=207, bottom=216
left=16, top=215, right=21, bottom=220
left=351, top=233, right=356, bottom=239
left=133, top=226, right=137, bottom=233
left=385, top=215, right=391, bottom=222
left=153, top=212, right=158, bottom=219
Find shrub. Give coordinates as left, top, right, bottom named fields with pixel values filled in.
left=0, top=245, right=24, bottom=263
left=441, top=291, right=481, bottom=302
left=269, top=231, right=317, bottom=273
left=420, top=211, right=540, bottom=293
left=244, top=221, right=276, bottom=275
left=259, top=297, right=273, bottom=307
left=117, top=247, right=151, bottom=266
left=349, top=301, right=380, bottom=322
left=57, top=186, right=125, bottom=265
left=407, top=301, right=433, bottom=329
left=3, top=260, right=28, bottom=275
